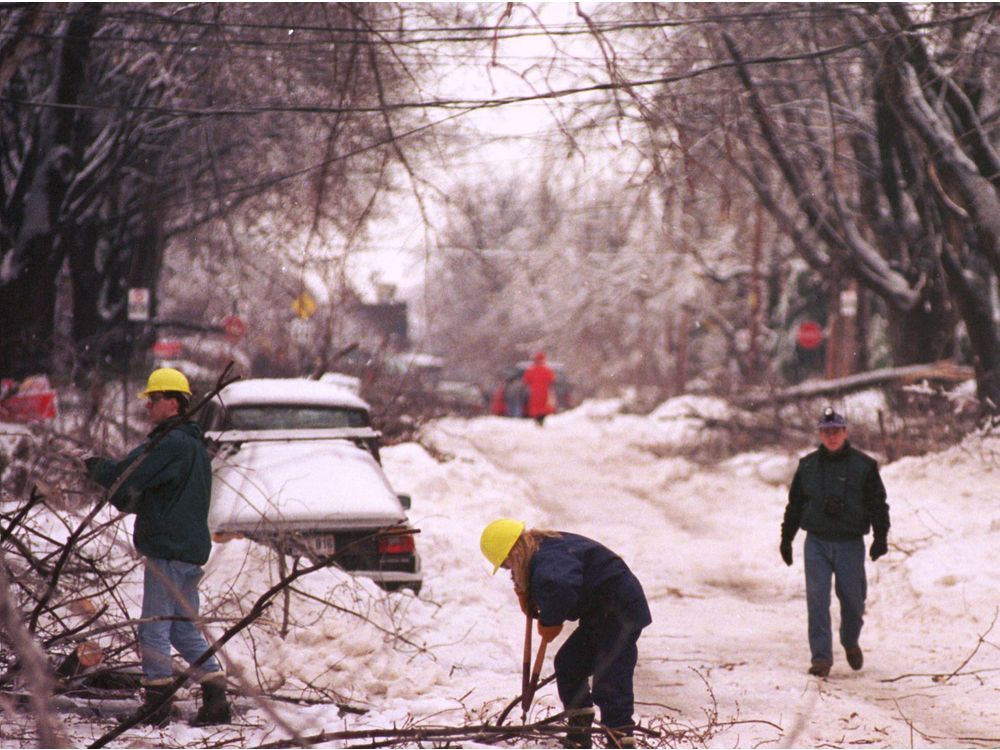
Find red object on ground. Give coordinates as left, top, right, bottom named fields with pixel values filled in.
left=523, top=358, right=556, bottom=417
left=797, top=321, right=824, bottom=350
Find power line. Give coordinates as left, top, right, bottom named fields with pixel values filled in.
left=6, top=3, right=990, bottom=52
left=16, top=5, right=875, bottom=41
left=0, top=31, right=893, bottom=119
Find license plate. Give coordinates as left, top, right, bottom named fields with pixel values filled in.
left=309, top=535, right=336, bottom=555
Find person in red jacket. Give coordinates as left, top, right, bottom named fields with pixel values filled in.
left=523, top=351, right=556, bottom=425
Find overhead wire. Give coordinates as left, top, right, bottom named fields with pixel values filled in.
left=3, top=3, right=995, bottom=236
left=0, top=29, right=902, bottom=119
left=4, top=3, right=988, bottom=51
left=14, top=4, right=878, bottom=40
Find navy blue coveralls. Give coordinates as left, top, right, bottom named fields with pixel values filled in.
left=529, top=533, right=652, bottom=730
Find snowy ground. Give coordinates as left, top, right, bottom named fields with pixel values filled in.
left=7, top=397, right=1000, bottom=747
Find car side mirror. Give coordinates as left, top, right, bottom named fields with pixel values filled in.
left=397, top=493, right=411, bottom=510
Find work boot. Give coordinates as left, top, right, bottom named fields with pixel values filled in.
left=844, top=645, right=864, bottom=671
left=606, top=725, right=637, bottom=748
left=562, top=707, right=595, bottom=749
left=808, top=660, right=832, bottom=678
left=192, top=675, right=232, bottom=726
left=139, top=682, right=174, bottom=727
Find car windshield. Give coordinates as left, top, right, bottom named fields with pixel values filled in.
left=222, top=405, right=369, bottom=430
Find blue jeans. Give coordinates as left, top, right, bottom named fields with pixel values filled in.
left=139, top=558, right=222, bottom=683
left=804, top=534, right=866, bottom=663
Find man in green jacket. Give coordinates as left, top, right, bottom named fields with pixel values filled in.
left=779, top=407, right=891, bottom=678
left=87, top=367, right=231, bottom=726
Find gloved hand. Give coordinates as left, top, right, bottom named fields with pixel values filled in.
left=780, top=539, right=793, bottom=567
left=516, top=589, right=538, bottom=618
left=869, top=535, right=888, bottom=561
left=537, top=622, right=563, bottom=643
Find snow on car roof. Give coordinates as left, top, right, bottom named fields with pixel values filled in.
left=218, top=378, right=370, bottom=411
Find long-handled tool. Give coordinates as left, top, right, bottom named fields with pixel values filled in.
left=521, top=628, right=549, bottom=718
left=521, top=613, right=533, bottom=716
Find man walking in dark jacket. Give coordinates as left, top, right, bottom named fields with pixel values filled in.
left=780, top=407, right=891, bottom=677
left=87, top=367, right=231, bottom=726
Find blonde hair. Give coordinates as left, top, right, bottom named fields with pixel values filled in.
left=507, top=528, right=560, bottom=593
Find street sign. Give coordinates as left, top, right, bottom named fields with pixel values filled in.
left=797, top=320, right=824, bottom=350
left=290, top=318, right=312, bottom=345
left=151, top=340, right=183, bottom=358
left=292, top=291, right=317, bottom=320
left=840, top=288, right=858, bottom=317
left=0, top=376, right=58, bottom=422
left=127, top=288, right=150, bottom=322
left=222, top=315, right=247, bottom=343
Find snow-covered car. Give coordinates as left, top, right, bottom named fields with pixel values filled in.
left=201, top=379, right=422, bottom=593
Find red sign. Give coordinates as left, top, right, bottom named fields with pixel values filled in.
left=222, top=315, right=247, bottom=343
left=797, top=321, right=824, bottom=350
left=151, top=340, right=183, bottom=358
left=1, top=392, right=58, bottom=422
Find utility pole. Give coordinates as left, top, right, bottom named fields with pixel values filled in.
left=748, top=203, right=764, bottom=384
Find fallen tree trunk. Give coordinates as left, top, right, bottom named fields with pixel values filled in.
left=742, top=360, right=973, bottom=407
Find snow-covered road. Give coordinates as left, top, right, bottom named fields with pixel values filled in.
left=391, top=405, right=1000, bottom=747
left=52, top=398, right=998, bottom=747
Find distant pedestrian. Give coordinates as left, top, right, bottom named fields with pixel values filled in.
left=780, top=407, right=891, bottom=677
left=86, top=368, right=231, bottom=726
left=523, top=351, right=556, bottom=425
left=480, top=519, right=651, bottom=748
left=490, top=383, right=507, bottom=416
left=503, top=371, right=526, bottom=418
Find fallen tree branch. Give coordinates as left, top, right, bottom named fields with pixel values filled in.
left=881, top=607, right=999, bottom=684
left=255, top=710, right=576, bottom=749
left=88, top=528, right=417, bottom=748
left=740, top=360, right=974, bottom=406
left=0, top=553, right=69, bottom=748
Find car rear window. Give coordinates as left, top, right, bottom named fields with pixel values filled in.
left=222, top=405, right=370, bottom=430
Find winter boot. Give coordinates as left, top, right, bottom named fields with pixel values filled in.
left=562, top=707, right=595, bottom=749
left=606, top=724, right=637, bottom=748
left=139, top=682, right=174, bottom=727
left=192, top=675, right=232, bottom=726
left=844, top=645, right=864, bottom=671
left=808, top=660, right=831, bottom=678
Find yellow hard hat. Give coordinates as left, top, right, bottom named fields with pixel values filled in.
left=480, top=518, right=525, bottom=574
left=138, top=367, right=192, bottom=400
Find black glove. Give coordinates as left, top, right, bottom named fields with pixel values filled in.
left=869, top=535, right=888, bottom=561
left=779, top=539, right=793, bottom=567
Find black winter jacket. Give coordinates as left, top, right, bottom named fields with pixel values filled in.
left=91, top=420, right=213, bottom=565
left=781, top=441, right=890, bottom=542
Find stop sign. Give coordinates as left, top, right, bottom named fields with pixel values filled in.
left=797, top=320, right=824, bottom=350
left=222, top=315, right=246, bottom=343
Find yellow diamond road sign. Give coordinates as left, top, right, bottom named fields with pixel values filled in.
left=292, top=291, right=317, bottom=320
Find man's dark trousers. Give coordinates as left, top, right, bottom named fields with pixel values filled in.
left=804, top=533, right=866, bottom=664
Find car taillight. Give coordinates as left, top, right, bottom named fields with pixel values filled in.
left=378, top=533, right=415, bottom=555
